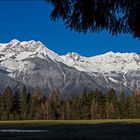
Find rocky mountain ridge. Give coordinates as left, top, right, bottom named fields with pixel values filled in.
left=0, top=39, right=140, bottom=96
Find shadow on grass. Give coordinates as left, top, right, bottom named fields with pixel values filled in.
left=0, top=123, right=140, bottom=140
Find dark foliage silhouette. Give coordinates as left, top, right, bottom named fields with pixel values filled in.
left=46, top=0, right=140, bottom=38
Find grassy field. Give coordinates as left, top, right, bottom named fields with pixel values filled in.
left=1, top=119, right=140, bottom=125
left=0, top=119, right=140, bottom=140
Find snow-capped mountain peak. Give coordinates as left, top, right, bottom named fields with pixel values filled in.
left=61, top=51, right=140, bottom=74
left=66, top=52, right=81, bottom=60
left=10, top=39, right=20, bottom=44
left=0, top=39, right=62, bottom=62
left=1, top=40, right=140, bottom=74
left=1, top=39, right=140, bottom=95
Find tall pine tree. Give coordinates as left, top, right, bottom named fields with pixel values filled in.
left=19, top=85, right=28, bottom=120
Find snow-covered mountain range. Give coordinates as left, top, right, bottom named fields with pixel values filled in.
left=0, top=39, right=140, bottom=97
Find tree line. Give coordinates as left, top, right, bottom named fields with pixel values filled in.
left=0, top=86, right=140, bottom=120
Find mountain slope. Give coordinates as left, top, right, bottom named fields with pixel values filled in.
left=0, top=39, right=140, bottom=96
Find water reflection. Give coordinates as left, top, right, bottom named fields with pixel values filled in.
left=0, top=129, right=48, bottom=133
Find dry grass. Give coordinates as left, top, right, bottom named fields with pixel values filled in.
left=0, top=119, right=140, bottom=125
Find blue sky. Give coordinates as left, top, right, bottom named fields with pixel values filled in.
left=0, top=0, right=140, bottom=56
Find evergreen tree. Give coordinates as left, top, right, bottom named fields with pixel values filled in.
left=106, top=89, right=119, bottom=118
left=99, top=94, right=106, bottom=119
left=80, top=90, right=93, bottom=119
left=65, top=99, right=71, bottom=120
left=28, top=95, right=36, bottom=120
left=2, top=86, right=13, bottom=120
left=123, top=96, right=131, bottom=118
left=135, top=93, right=140, bottom=118
left=92, top=89, right=105, bottom=119
left=19, top=85, right=28, bottom=120
left=49, top=88, right=61, bottom=119
left=12, top=91, right=20, bottom=120
left=31, top=85, right=43, bottom=119
left=46, top=0, right=140, bottom=38
left=118, top=91, right=125, bottom=118
left=0, top=93, right=4, bottom=120
left=129, top=93, right=137, bottom=118
left=60, top=100, right=66, bottom=120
